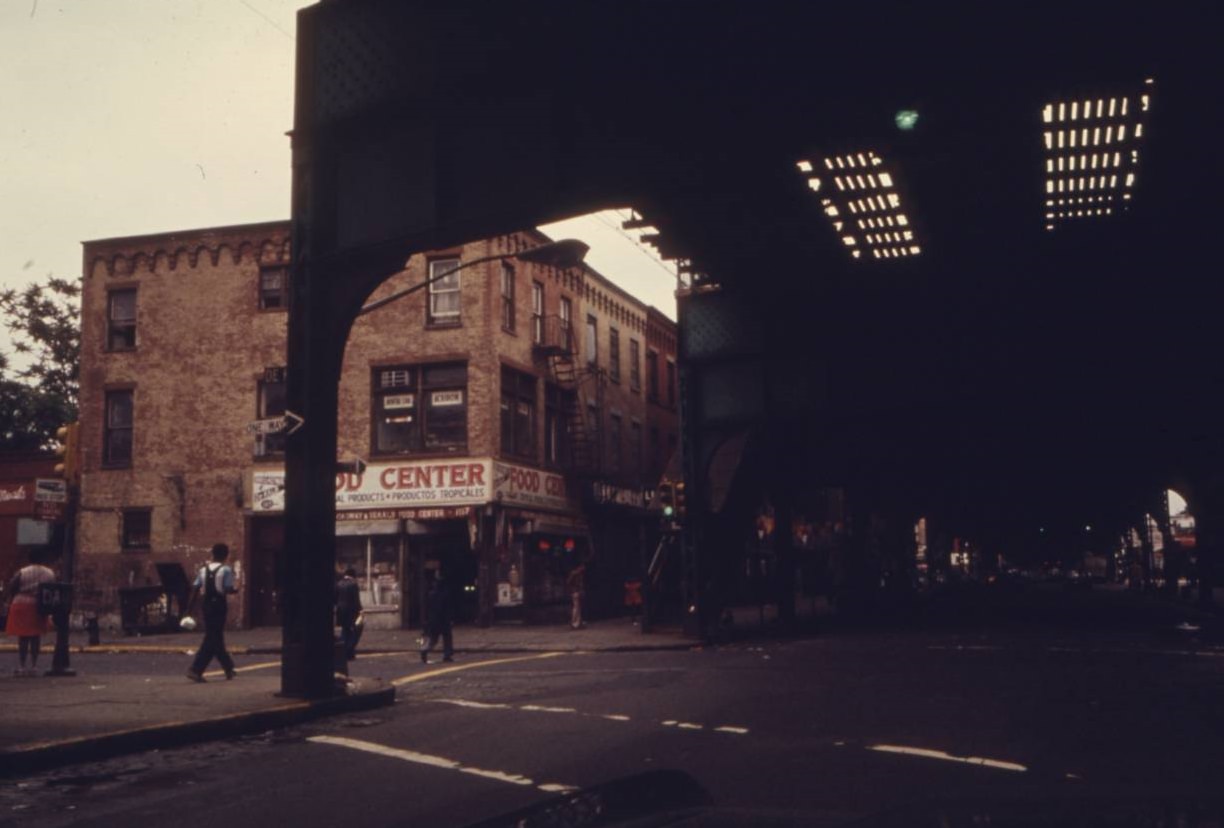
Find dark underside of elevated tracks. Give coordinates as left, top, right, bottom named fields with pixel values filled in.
left=278, top=0, right=1222, bottom=694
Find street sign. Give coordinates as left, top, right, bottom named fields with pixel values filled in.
left=34, top=479, right=68, bottom=503
left=336, top=457, right=367, bottom=477
left=246, top=410, right=305, bottom=436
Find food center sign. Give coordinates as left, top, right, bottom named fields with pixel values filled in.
left=252, top=458, right=571, bottom=514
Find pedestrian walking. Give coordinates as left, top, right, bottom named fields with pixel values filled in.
left=567, top=561, right=586, bottom=629
left=184, top=543, right=238, bottom=682
left=419, top=572, right=453, bottom=664
left=335, top=566, right=363, bottom=660
left=4, top=550, right=56, bottom=676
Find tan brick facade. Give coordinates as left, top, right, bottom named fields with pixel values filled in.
left=76, top=222, right=677, bottom=629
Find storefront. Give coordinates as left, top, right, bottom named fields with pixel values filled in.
left=248, top=457, right=588, bottom=628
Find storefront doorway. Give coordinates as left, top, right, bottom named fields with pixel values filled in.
left=247, top=516, right=283, bottom=627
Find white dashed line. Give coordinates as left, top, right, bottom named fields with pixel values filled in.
left=433, top=699, right=511, bottom=710
left=520, top=704, right=578, bottom=714
left=868, top=743, right=1027, bottom=773
left=602, top=714, right=632, bottom=722
left=714, top=726, right=749, bottom=735
left=308, top=735, right=576, bottom=794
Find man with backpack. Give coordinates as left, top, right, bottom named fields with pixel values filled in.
left=185, top=543, right=238, bottom=682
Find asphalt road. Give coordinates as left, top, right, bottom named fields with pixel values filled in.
left=3, top=587, right=1224, bottom=827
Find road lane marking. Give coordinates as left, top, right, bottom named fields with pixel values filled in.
left=422, top=697, right=749, bottom=736
left=308, top=735, right=576, bottom=794
left=392, top=652, right=566, bottom=686
left=434, top=699, right=512, bottom=710
left=868, top=743, right=1027, bottom=773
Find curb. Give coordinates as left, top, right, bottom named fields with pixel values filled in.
left=0, top=681, right=396, bottom=779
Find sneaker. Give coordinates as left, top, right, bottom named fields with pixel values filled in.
left=186, top=670, right=206, bottom=683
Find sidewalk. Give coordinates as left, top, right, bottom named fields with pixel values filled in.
left=0, top=618, right=693, bottom=778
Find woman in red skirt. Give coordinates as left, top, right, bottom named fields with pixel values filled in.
left=4, top=552, right=56, bottom=676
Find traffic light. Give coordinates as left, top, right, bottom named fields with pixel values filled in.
left=674, top=481, right=687, bottom=522
left=53, top=422, right=80, bottom=485
left=658, top=481, right=675, bottom=519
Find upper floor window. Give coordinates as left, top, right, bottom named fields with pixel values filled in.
left=585, top=315, right=598, bottom=367
left=255, top=366, right=287, bottom=457
left=531, top=281, right=544, bottom=345
left=630, top=420, right=643, bottom=476
left=122, top=509, right=151, bottom=550
left=107, top=289, right=137, bottom=351
left=427, top=258, right=461, bottom=326
left=559, top=296, right=573, bottom=347
left=500, top=367, right=537, bottom=459
left=666, top=359, right=677, bottom=407
left=609, top=328, right=621, bottom=383
left=259, top=266, right=289, bottom=311
left=104, top=389, right=134, bottom=467
left=608, top=414, right=622, bottom=474
left=629, top=339, right=642, bottom=392
left=373, top=362, right=467, bottom=455
left=646, top=349, right=660, bottom=402
left=501, top=262, right=516, bottom=333
left=544, top=384, right=572, bottom=467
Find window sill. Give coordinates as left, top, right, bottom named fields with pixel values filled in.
left=426, top=320, right=462, bottom=330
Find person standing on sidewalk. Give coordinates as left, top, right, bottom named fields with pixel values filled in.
left=420, top=572, right=453, bottom=664
left=567, top=561, right=587, bottom=629
left=335, top=567, right=363, bottom=660
left=185, top=543, right=237, bottom=682
left=4, top=549, right=56, bottom=676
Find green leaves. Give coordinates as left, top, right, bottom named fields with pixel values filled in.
left=0, top=275, right=80, bottom=450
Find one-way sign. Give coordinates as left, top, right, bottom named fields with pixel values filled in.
left=246, top=410, right=305, bottom=436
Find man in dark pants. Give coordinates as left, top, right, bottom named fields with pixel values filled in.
left=420, top=573, right=453, bottom=664
left=335, top=567, right=363, bottom=660
left=185, top=543, right=238, bottom=682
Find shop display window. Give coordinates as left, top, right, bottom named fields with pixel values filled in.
left=335, top=535, right=401, bottom=611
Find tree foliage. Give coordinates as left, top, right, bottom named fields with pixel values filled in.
left=0, top=276, right=80, bottom=450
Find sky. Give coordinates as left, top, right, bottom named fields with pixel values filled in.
left=0, top=0, right=676, bottom=354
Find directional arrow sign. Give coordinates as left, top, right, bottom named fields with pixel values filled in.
left=283, top=410, right=305, bottom=435
left=247, top=416, right=287, bottom=436
left=336, top=457, right=367, bottom=477
left=246, top=411, right=305, bottom=436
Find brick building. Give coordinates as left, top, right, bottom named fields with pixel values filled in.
left=75, top=221, right=678, bottom=629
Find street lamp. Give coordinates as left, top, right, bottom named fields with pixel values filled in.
left=357, top=238, right=589, bottom=316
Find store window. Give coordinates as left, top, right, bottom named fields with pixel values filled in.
left=336, top=535, right=402, bottom=613
left=373, top=363, right=467, bottom=455
left=121, top=509, right=151, bottom=550
left=258, top=266, right=288, bottom=310
left=107, top=288, right=137, bottom=351
left=104, top=389, right=134, bottom=467
left=255, top=366, right=286, bottom=457
left=501, top=262, right=516, bottom=332
left=427, top=257, right=461, bottom=326
left=500, top=366, right=537, bottom=458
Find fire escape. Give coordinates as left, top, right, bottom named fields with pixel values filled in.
left=534, top=315, right=603, bottom=474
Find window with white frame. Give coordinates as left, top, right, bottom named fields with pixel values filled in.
left=427, top=258, right=461, bottom=325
